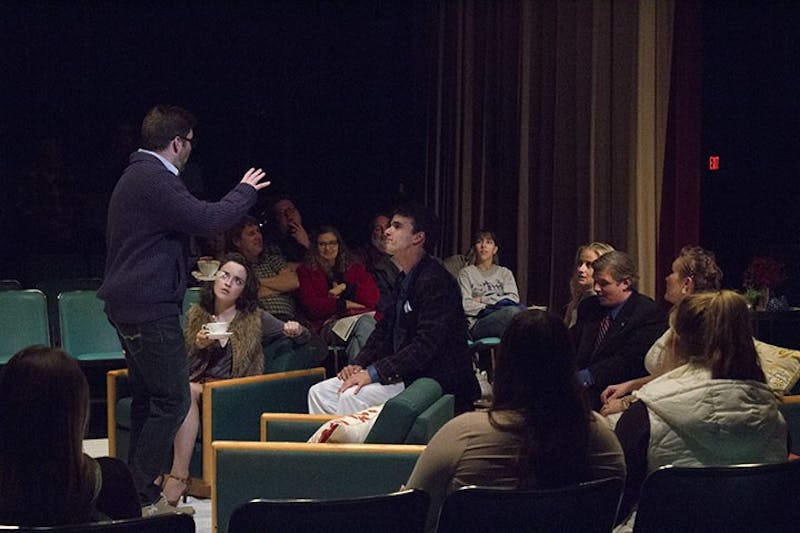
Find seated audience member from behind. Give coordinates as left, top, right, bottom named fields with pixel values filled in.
left=0, top=347, right=140, bottom=527
left=572, top=250, right=667, bottom=410
left=613, top=291, right=787, bottom=527
left=226, top=215, right=301, bottom=322
left=267, top=194, right=311, bottom=262
left=458, top=229, right=526, bottom=339
left=354, top=212, right=400, bottom=315
left=405, top=311, right=625, bottom=532
left=308, top=203, right=480, bottom=415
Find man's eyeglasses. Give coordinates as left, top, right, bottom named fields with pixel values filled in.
left=179, top=136, right=197, bottom=148
left=219, top=270, right=244, bottom=286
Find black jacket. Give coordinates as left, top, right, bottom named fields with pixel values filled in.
left=573, top=291, right=667, bottom=409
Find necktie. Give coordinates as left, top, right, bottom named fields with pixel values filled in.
left=594, top=314, right=612, bottom=351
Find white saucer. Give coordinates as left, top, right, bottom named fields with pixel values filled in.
left=192, top=271, right=218, bottom=281
left=207, top=332, right=233, bottom=340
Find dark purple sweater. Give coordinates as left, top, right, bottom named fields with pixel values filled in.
left=98, top=151, right=256, bottom=323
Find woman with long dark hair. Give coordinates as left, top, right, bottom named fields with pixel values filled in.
left=161, top=252, right=312, bottom=507
left=406, top=311, right=625, bottom=531
left=0, top=346, right=139, bottom=526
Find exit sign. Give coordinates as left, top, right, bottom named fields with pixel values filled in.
left=709, top=156, right=720, bottom=170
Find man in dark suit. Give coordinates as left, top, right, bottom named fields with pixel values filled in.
left=308, top=203, right=480, bottom=414
left=573, top=251, right=668, bottom=410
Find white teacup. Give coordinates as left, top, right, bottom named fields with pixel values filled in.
left=197, top=259, right=220, bottom=277
left=205, top=322, right=229, bottom=335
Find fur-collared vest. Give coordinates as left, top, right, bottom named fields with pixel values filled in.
left=184, top=305, right=264, bottom=380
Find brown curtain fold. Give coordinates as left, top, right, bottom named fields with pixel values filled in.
left=422, top=0, right=694, bottom=313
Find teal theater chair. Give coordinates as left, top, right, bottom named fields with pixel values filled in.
left=108, top=367, right=326, bottom=498
left=0, top=289, right=50, bottom=364
left=260, top=377, right=454, bottom=444
left=58, top=290, right=124, bottom=363
left=213, top=441, right=425, bottom=533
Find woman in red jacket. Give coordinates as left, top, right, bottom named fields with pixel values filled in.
left=298, top=225, right=380, bottom=363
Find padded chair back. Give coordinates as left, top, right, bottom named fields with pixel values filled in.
left=0, top=512, right=195, bottom=532
left=437, top=477, right=623, bottom=533
left=633, top=462, right=800, bottom=532
left=36, top=278, right=103, bottom=344
left=442, top=254, right=468, bottom=279
left=59, top=290, right=124, bottom=362
left=227, top=489, right=429, bottom=533
left=365, top=377, right=444, bottom=444
left=0, top=289, right=50, bottom=364
left=183, top=287, right=202, bottom=316
left=0, top=279, right=22, bottom=291
left=214, top=441, right=424, bottom=533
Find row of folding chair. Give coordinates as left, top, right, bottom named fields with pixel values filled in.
left=0, top=287, right=203, bottom=364
left=224, top=459, right=800, bottom=533
left=0, top=289, right=122, bottom=364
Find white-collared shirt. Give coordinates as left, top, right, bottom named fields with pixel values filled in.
left=137, top=148, right=179, bottom=176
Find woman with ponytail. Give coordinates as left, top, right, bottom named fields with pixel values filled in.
left=614, top=290, right=787, bottom=527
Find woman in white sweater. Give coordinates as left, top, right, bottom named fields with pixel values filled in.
left=613, top=290, right=787, bottom=528
left=458, top=230, right=526, bottom=339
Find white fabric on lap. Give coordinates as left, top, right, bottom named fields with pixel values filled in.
left=308, top=376, right=404, bottom=414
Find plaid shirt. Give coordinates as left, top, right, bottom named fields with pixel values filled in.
left=252, top=246, right=298, bottom=321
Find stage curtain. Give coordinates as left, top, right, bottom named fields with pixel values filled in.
left=418, top=0, right=692, bottom=312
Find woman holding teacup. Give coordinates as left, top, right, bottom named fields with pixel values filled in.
left=161, top=252, right=311, bottom=506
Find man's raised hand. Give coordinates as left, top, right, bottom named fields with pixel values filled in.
left=240, top=168, right=270, bottom=190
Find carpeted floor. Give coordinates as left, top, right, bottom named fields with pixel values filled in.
left=84, top=439, right=212, bottom=533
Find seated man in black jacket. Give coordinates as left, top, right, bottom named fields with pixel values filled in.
left=572, top=250, right=668, bottom=410
left=308, top=203, right=480, bottom=415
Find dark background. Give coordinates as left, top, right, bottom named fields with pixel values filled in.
left=1, top=1, right=798, bottom=302
left=700, top=1, right=799, bottom=302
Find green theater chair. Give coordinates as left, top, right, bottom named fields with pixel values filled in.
left=108, top=366, right=326, bottom=498
left=0, top=289, right=50, bottom=364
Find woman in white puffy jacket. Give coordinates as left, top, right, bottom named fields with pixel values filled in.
left=613, top=290, right=787, bottom=529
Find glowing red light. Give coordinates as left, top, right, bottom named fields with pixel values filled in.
left=709, top=156, right=720, bottom=170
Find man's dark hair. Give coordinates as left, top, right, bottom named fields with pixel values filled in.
left=141, top=105, right=196, bottom=151
left=267, top=193, right=298, bottom=220
left=393, top=202, right=440, bottom=252
left=225, top=215, right=260, bottom=255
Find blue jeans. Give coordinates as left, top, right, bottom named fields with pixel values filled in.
left=323, top=314, right=378, bottom=364
left=114, top=316, right=190, bottom=505
left=471, top=305, right=526, bottom=339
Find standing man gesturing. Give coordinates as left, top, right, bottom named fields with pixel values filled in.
left=98, top=105, right=270, bottom=515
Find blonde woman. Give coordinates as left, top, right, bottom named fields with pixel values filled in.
left=564, top=242, right=614, bottom=328
left=614, top=290, right=786, bottom=527
left=599, top=246, right=722, bottom=417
